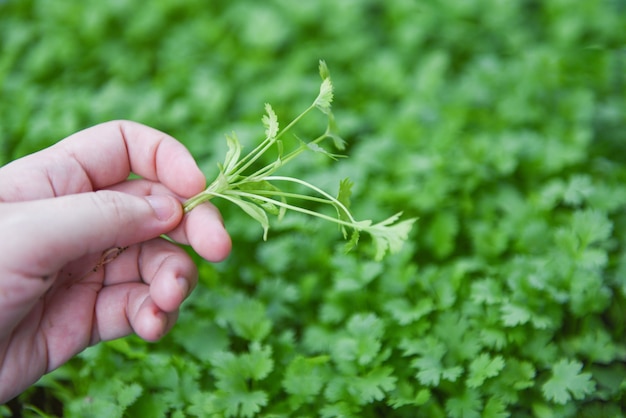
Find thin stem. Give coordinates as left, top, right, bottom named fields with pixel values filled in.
left=226, top=190, right=364, bottom=231
left=274, top=104, right=316, bottom=142
left=242, top=189, right=336, bottom=206
left=231, top=104, right=315, bottom=177
left=183, top=192, right=214, bottom=213
left=264, top=175, right=356, bottom=222
left=278, top=133, right=329, bottom=167
left=231, top=136, right=277, bottom=178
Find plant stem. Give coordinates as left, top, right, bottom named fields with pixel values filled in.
left=225, top=190, right=363, bottom=231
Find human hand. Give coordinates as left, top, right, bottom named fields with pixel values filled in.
left=0, top=121, right=231, bottom=402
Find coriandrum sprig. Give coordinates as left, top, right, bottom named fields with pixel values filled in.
left=183, top=61, right=415, bottom=261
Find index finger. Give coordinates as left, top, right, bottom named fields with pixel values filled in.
left=0, top=120, right=206, bottom=200
left=65, top=120, right=206, bottom=196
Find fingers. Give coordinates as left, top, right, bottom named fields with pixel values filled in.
left=172, top=203, right=232, bottom=262
left=107, top=179, right=232, bottom=262
left=91, top=239, right=197, bottom=343
left=0, top=191, right=182, bottom=339
left=67, top=120, right=206, bottom=196
left=0, top=191, right=182, bottom=280
left=99, top=238, right=198, bottom=313
left=0, top=120, right=206, bottom=201
left=92, top=283, right=179, bottom=343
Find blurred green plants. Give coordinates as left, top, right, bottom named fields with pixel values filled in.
left=2, top=0, right=626, bottom=416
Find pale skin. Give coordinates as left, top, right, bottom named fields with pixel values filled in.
left=0, top=121, right=232, bottom=402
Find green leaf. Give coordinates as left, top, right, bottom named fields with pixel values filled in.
left=483, top=397, right=509, bottom=418
left=383, top=297, right=434, bottom=325
left=327, top=112, right=346, bottom=150
left=262, top=102, right=279, bottom=140
left=486, top=358, right=536, bottom=404
left=282, top=355, right=329, bottom=401
left=470, top=278, right=503, bottom=305
left=186, top=392, right=219, bottom=417
left=388, top=382, right=431, bottom=409
left=221, top=193, right=270, bottom=240
left=352, top=366, right=397, bottom=404
left=117, top=383, right=143, bottom=409
left=562, top=175, right=593, bottom=206
left=330, top=314, right=385, bottom=367
left=320, top=402, right=358, bottom=418
left=466, top=354, right=505, bottom=388
left=241, top=343, right=274, bottom=381
left=446, top=389, right=482, bottom=418
left=542, top=359, right=596, bottom=404
left=344, top=230, right=361, bottom=254
left=222, top=132, right=242, bottom=175
left=315, top=77, right=334, bottom=115
left=318, top=59, right=331, bottom=80
left=336, top=178, right=360, bottom=251
left=305, top=140, right=342, bottom=160
left=217, top=294, right=272, bottom=342
left=336, top=178, right=353, bottom=223
left=407, top=337, right=463, bottom=386
left=367, top=213, right=417, bottom=261
left=570, top=209, right=613, bottom=247
left=238, top=180, right=286, bottom=217
left=172, top=319, right=229, bottom=363
left=219, top=390, right=268, bottom=418
left=500, top=302, right=532, bottom=327
left=427, top=210, right=459, bottom=258
left=210, top=343, right=273, bottom=417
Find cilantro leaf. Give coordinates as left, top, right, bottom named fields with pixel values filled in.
left=445, top=389, right=482, bottom=418
left=210, top=343, right=273, bottom=417
left=221, top=133, right=243, bottom=178
left=466, top=353, right=505, bottom=388
left=315, top=60, right=334, bottom=114
left=542, top=359, right=596, bottom=404
left=483, top=397, right=509, bottom=418
left=367, top=213, right=417, bottom=261
left=570, top=209, right=613, bottom=248
left=262, top=103, right=279, bottom=140
left=352, top=366, right=397, bottom=404
left=282, top=355, right=329, bottom=402
left=500, top=302, right=532, bottom=327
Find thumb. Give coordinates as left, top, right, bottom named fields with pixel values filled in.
left=0, top=190, right=182, bottom=340
left=0, top=190, right=183, bottom=279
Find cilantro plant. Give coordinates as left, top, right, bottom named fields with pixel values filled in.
left=182, top=61, right=415, bottom=261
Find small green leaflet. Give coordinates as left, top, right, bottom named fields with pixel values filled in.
left=542, top=359, right=596, bottom=404
left=445, top=389, right=482, bottom=418
left=314, top=61, right=333, bottom=114
left=466, top=353, right=505, bottom=388
left=222, top=132, right=242, bottom=175
left=337, top=178, right=354, bottom=238
left=262, top=103, right=279, bottom=140
left=218, top=192, right=270, bottom=240
left=238, top=180, right=287, bottom=218
left=210, top=343, right=274, bottom=417
left=282, top=355, right=329, bottom=401
left=367, top=214, right=416, bottom=261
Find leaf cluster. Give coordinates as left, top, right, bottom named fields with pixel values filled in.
left=4, top=0, right=626, bottom=417
left=182, top=61, right=415, bottom=261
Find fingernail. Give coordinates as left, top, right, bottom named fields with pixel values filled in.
left=176, top=276, right=189, bottom=299
left=145, top=195, right=177, bottom=221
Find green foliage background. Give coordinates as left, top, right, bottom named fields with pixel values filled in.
left=2, top=0, right=626, bottom=416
